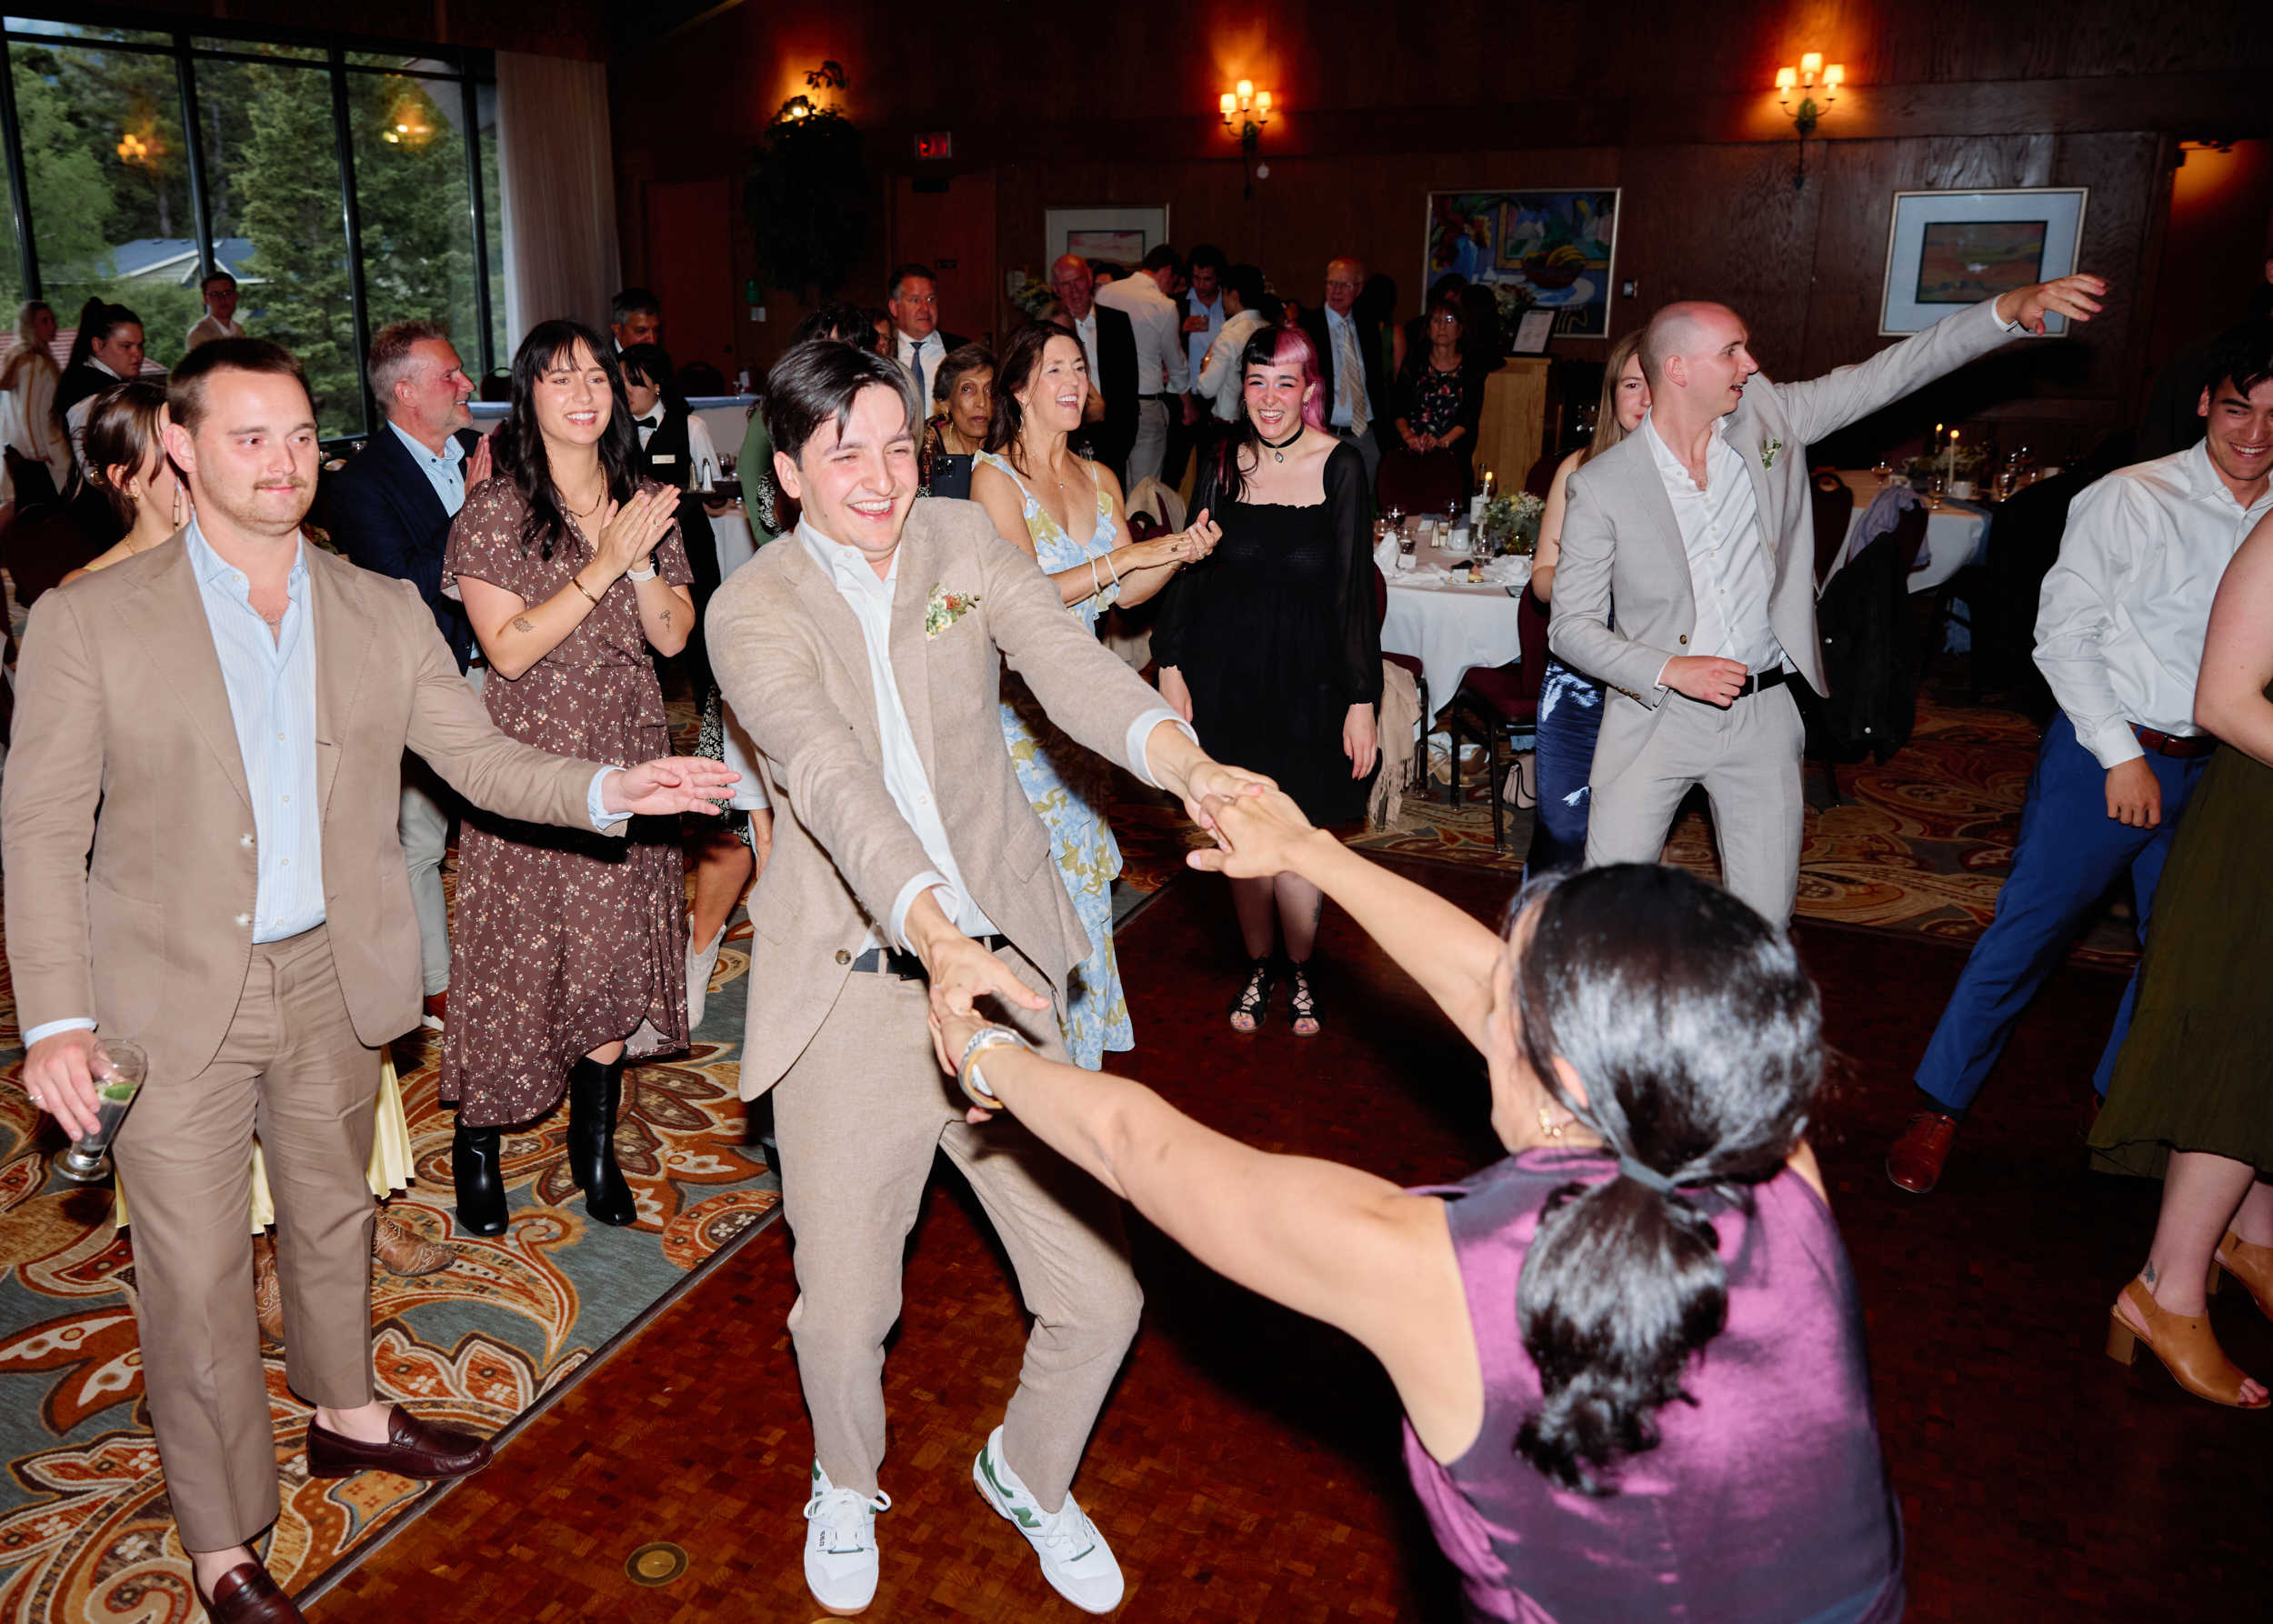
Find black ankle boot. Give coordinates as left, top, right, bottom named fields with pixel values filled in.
left=451, top=1121, right=509, bottom=1237
left=566, top=1057, right=636, bottom=1227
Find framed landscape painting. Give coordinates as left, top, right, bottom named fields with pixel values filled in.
left=1880, top=188, right=2088, bottom=336
left=1045, top=207, right=1170, bottom=273
left=1424, top=189, right=1618, bottom=341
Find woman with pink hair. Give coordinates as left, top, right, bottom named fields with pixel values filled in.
left=1153, top=324, right=1382, bottom=1036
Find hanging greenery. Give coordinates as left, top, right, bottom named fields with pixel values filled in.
left=743, top=64, right=868, bottom=303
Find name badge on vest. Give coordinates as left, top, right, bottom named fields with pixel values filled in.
left=651, top=453, right=677, bottom=466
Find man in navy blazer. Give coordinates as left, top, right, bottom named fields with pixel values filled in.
left=329, top=321, right=491, bottom=1028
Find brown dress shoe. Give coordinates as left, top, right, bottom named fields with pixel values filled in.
left=1887, top=1111, right=1961, bottom=1194
left=195, top=1559, right=306, bottom=1623
left=253, top=1242, right=285, bottom=1346
left=373, top=1211, right=454, bottom=1277
left=306, top=1404, right=494, bottom=1481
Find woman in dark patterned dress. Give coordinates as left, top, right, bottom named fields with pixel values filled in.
left=441, top=319, right=696, bottom=1236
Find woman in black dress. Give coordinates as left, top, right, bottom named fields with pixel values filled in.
left=1154, top=323, right=1381, bottom=1036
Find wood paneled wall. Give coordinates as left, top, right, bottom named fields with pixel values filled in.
left=612, top=0, right=2268, bottom=457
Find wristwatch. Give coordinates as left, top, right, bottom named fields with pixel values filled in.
left=626, top=555, right=658, bottom=582
left=956, top=1024, right=1032, bottom=1109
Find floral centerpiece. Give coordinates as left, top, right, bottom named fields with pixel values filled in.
left=1009, top=276, right=1055, bottom=319
left=1905, top=445, right=1987, bottom=481
left=1480, top=491, right=1547, bottom=556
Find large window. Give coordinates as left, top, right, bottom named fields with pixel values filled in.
left=0, top=15, right=499, bottom=440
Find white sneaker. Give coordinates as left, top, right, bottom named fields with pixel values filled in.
left=686, top=927, right=726, bottom=1031
left=972, top=1427, right=1125, bottom=1614
left=802, top=1460, right=889, bottom=1615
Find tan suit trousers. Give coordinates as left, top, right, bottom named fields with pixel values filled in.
left=774, top=945, right=1142, bottom=1511
left=112, top=926, right=381, bottom=1550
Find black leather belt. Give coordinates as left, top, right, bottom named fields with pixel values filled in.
left=1139, top=392, right=1175, bottom=402
left=848, top=934, right=1009, bottom=979
left=1681, top=666, right=1791, bottom=704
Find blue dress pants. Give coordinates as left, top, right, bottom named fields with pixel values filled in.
left=1528, top=655, right=1605, bottom=876
left=1914, top=711, right=2209, bottom=1114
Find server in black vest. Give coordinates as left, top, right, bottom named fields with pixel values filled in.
left=329, top=320, right=490, bottom=1029
left=56, top=297, right=145, bottom=469
left=1049, top=254, right=1139, bottom=486
left=620, top=343, right=722, bottom=695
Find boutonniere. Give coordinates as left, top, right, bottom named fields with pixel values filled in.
left=924, top=582, right=980, bottom=637
left=1759, top=437, right=1785, bottom=471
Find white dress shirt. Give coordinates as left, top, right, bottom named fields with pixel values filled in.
left=1184, top=290, right=1224, bottom=381
left=65, top=356, right=121, bottom=465
left=1094, top=274, right=1188, bottom=395
left=2035, top=439, right=2273, bottom=768
left=1643, top=410, right=1785, bottom=681
left=897, top=331, right=947, bottom=412
left=388, top=418, right=470, bottom=516
left=632, top=403, right=721, bottom=483
left=797, top=519, right=1003, bottom=949
left=1073, top=309, right=1099, bottom=384
left=1198, top=309, right=1268, bottom=421
left=1322, top=306, right=1370, bottom=434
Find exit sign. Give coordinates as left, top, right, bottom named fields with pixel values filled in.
left=915, top=130, right=952, bottom=159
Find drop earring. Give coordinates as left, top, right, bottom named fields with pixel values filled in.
left=1537, top=1105, right=1566, bottom=1140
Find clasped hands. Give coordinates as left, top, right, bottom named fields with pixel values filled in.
left=586, top=486, right=684, bottom=586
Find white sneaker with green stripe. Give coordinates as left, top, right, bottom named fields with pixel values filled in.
left=971, top=1426, right=1125, bottom=1614
left=802, top=1459, right=889, bottom=1615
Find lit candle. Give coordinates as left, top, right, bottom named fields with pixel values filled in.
left=1946, top=430, right=1958, bottom=483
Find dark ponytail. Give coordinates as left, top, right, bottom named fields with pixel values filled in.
left=1507, top=864, right=1822, bottom=1495
left=64, top=297, right=139, bottom=376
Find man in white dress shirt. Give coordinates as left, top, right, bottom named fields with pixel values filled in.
left=185, top=269, right=244, bottom=352
left=1163, top=242, right=1227, bottom=488
left=1890, top=320, right=2273, bottom=1194
left=706, top=337, right=1253, bottom=1616
left=1049, top=254, right=1140, bottom=483
left=886, top=264, right=970, bottom=410
left=1093, top=245, right=1188, bottom=489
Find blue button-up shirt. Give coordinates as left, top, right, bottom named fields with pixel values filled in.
left=388, top=419, right=468, bottom=516
left=188, top=518, right=326, bottom=941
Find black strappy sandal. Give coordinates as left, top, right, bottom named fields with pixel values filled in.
left=1286, top=958, right=1322, bottom=1037
left=1228, top=956, right=1277, bottom=1032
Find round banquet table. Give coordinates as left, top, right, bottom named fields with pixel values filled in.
left=1377, top=524, right=1532, bottom=723
left=709, top=500, right=756, bottom=582
left=1827, top=471, right=1988, bottom=595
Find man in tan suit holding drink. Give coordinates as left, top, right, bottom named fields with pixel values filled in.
left=707, top=337, right=1255, bottom=1617
left=4, top=338, right=734, bottom=1624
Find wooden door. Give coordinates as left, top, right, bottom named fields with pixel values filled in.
left=643, top=177, right=736, bottom=382
left=891, top=171, right=998, bottom=349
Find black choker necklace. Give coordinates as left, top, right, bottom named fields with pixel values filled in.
left=1257, top=424, right=1303, bottom=462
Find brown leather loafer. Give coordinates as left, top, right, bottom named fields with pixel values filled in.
left=305, top=1404, right=494, bottom=1481
left=195, top=1559, right=305, bottom=1623
left=1887, top=1111, right=1961, bottom=1194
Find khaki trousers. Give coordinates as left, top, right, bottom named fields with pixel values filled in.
left=111, top=926, right=380, bottom=1550
left=773, top=946, right=1141, bottom=1511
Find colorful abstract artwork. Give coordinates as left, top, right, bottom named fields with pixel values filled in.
left=1424, top=189, right=1619, bottom=340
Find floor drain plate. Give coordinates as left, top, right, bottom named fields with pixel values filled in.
left=626, top=1541, right=689, bottom=1586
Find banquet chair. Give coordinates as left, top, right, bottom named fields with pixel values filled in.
left=1372, top=565, right=1428, bottom=784
left=1441, top=585, right=1550, bottom=850
left=676, top=359, right=728, bottom=397
left=1811, top=465, right=1854, bottom=588
left=1375, top=445, right=1466, bottom=516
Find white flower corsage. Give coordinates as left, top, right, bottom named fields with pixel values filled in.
left=924, top=582, right=980, bottom=637
left=1759, top=437, right=1785, bottom=471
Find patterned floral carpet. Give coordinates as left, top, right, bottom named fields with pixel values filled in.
left=0, top=862, right=778, bottom=1620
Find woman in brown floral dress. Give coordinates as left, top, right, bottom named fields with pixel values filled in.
left=441, top=319, right=696, bottom=1235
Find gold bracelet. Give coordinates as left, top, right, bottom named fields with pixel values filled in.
left=569, top=573, right=600, bottom=606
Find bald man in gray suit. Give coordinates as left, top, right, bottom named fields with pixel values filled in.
left=1549, top=274, right=2108, bottom=925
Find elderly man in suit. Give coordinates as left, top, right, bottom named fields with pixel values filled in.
left=1550, top=274, right=2108, bottom=927
left=707, top=337, right=1253, bottom=1617
left=330, top=320, right=490, bottom=1030
left=1050, top=252, right=1139, bottom=484
left=4, top=337, right=734, bottom=1624
left=1299, top=256, right=1391, bottom=489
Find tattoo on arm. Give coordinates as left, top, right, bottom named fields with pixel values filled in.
left=512, top=616, right=536, bottom=635
left=661, top=609, right=672, bottom=628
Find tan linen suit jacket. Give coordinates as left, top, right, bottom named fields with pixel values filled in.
left=2, top=532, right=613, bottom=1084
left=1548, top=297, right=2020, bottom=781
left=707, top=498, right=1171, bottom=1100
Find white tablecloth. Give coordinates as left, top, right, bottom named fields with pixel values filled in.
left=711, top=504, right=756, bottom=582
left=1379, top=538, right=1530, bottom=721
left=1829, top=473, right=1988, bottom=595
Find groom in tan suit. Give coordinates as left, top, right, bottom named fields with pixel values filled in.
left=4, top=339, right=733, bottom=1623
left=706, top=337, right=1254, bottom=1616
left=1550, top=273, right=2108, bottom=926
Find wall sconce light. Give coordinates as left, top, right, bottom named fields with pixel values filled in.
left=1775, top=53, right=1841, bottom=189
left=1220, top=80, right=1273, bottom=199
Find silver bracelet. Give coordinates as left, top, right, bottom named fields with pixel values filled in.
left=626, top=556, right=658, bottom=582
left=956, top=1024, right=1032, bottom=1108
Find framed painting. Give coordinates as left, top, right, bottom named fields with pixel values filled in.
left=1879, top=188, right=2088, bottom=336
left=1044, top=207, right=1170, bottom=273
left=1424, top=189, right=1618, bottom=343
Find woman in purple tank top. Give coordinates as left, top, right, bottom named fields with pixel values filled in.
left=932, top=788, right=1904, bottom=1622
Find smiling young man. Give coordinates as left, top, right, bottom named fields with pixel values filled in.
left=706, top=337, right=1267, bottom=1616
left=2, top=337, right=735, bottom=1624
left=1889, top=319, right=2273, bottom=1195
left=1549, top=273, right=2109, bottom=936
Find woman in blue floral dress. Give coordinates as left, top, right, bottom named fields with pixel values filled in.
left=971, top=320, right=1214, bottom=1065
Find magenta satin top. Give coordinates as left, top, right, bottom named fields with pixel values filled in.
left=1403, top=1148, right=1904, bottom=1624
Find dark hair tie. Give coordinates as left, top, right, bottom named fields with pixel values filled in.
left=1617, top=1154, right=1677, bottom=1195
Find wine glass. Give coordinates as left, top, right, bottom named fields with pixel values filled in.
left=55, top=1038, right=148, bottom=1185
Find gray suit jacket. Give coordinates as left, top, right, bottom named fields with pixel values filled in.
left=1, top=535, right=612, bottom=1083
left=706, top=497, right=1170, bottom=1099
left=1549, top=299, right=2020, bottom=711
